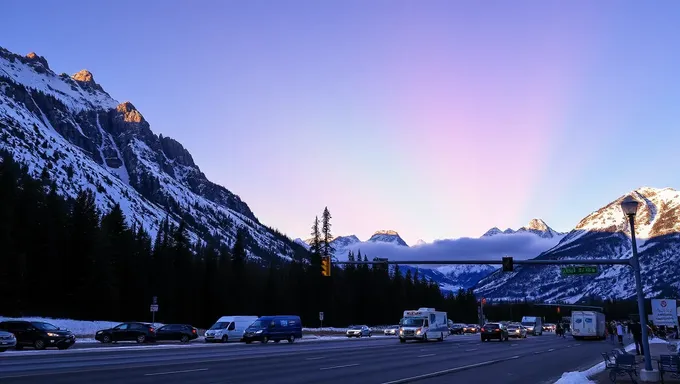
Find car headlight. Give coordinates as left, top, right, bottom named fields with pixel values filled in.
left=255, top=330, right=263, bottom=334
left=416, top=328, right=422, bottom=335
left=47, top=332, right=59, bottom=337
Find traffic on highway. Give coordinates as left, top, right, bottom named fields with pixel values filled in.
left=0, top=308, right=620, bottom=384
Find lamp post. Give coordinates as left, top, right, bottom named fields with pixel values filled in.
left=620, top=195, right=654, bottom=375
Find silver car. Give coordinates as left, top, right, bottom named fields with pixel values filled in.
left=384, top=325, right=399, bottom=336
left=346, top=325, right=372, bottom=338
left=0, top=331, right=17, bottom=352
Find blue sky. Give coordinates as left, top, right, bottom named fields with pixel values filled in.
left=2, top=0, right=680, bottom=244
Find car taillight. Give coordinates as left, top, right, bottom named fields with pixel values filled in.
left=192, top=329, right=197, bottom=334
left=149, top=328, right=155, bottom=332
left=481, top=328, right=485, bottom=332
left=495, top=329, right=500, bottom=332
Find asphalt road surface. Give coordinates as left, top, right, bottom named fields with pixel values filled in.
left=0, top=334, right=618, bottom=384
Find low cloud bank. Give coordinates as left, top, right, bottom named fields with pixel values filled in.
left=340, top=232, right=561, bottom=264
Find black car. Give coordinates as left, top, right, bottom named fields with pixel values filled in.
left=449, top=323, right=466, bottom=335
left=481, top=323, right=509, bottom=342
left=0, top=320, right=76, bottom=350
left=156, top=324, right=199, bottom=342
left=95, top=322, right=157, bottom=343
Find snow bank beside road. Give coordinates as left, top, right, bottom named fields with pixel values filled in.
left=0, top=317, right=164, bottom=338
left=553, top=342, right=636, bottom=384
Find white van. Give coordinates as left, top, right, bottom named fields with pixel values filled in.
left=521, top=316, right=543, bottom=336
left=204, top=316, right=258, bottom=343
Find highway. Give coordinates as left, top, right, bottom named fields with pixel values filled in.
left=0, top=334, right=617, bottom=384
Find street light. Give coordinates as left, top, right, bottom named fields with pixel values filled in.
left=620, top=195, right=656, bottom=379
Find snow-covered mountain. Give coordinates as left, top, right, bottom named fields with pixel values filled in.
left=0, top=47, right=307, bottom=262
left=482, top=218, right=565, bottom=239
left=475, top=187, right=680, bottom=302
left=367, top=230, right=409, bottom=246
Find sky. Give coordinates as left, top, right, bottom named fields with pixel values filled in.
left=3, top=0, right=680, bottom=245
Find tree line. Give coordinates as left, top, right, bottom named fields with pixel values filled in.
left=0, top=151, right=481, bottom=328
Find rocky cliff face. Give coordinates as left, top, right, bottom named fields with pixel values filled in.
left=0, top=46, right=306, bottom=262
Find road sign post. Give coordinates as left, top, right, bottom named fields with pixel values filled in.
left=151, top=296, right=159, bottom=324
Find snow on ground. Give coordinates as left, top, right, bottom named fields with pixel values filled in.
left=554, top=342, right=636, bottom=384
left=0, top=318, right=395, bottom=338
left=0, top=317, right=164, bottom=337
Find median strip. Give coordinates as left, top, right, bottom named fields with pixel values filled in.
left=144, top=368, right=209, bottom=376
left=320, top=363, right=359, bottom=370
left=380, top=356, right=521, bottom=384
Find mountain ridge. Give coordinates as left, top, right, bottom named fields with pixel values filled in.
left=474, top=187, right=680, bottom=302
left=0, top=46, right=306, bottom=262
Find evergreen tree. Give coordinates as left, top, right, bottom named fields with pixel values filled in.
left=321, top=207, right=334, bottom=258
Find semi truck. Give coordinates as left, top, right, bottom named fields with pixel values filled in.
left=399, top=308, right=448, bottom=343
left=571, top=311, right=606, bottom=340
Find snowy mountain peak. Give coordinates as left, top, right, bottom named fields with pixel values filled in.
left=25, top=52, right=50, bottom=70
left=574, top=186, right=680, bottom=239
left=72, top=69, right=105, bottom=93
left=415, top=239, right=427, bottom=246
left=331, top=235, right=361, bottom=248
left=524, top=218, right=549, bottom=231
left=116, top=101, right=145, bottom=123
left=482, top=227, right=503, bottom=237
left=482, top=219, right=562, bottom=239
left=368, top=230, right=408, bottom=246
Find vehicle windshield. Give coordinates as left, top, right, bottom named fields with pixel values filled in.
left=402, top=318, right=425, bottom=327
left=389, top=325, right=399, bottom=329
left=32, top=322, right=59, bottom=331
left=248, top=320, right=268, bottom=329
left=209, top=322, right=230, bottom=330
left=348, top=326, right=362, bottom=330
left=521, top=322, right=535, bottom=326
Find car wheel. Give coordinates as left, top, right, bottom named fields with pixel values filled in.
left=0, top=348, right=7, bottom=352
left=15, top=345, right=23, bottom=350
left=221, top=335, right=228, bottom=343
left=137, top=335, right=146, bottom=344
left=399, top=338, right=406, bottom=343
left=262, top=336, right=269, bottom=344
left=288, top=335, right=296, bottom=343
left=57, top=345, right=71, bottom=350
left=274, top=340, right=280, bottom=343
left=34, top=339, right=46, bottom=350
left=101, top=335, right=111, bottom=343
left=438, top=333, right=444, bottom=342
left=181, top=335, right=189, bottom=343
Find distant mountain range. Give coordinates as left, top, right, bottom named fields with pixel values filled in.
left=475, top=187, right=680, bottom=303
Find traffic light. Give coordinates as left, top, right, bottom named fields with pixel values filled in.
left=502, top=256, right=513, bottom=272
left=321, top=256, right=331, bottom=277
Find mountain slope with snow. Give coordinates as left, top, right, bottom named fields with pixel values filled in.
left=482, top=218, right=565, bottom=239
left=0, top=47, right=306, bottom=262
left=475, top=187, right=680, bottom=302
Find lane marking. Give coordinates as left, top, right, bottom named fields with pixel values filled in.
left=511, top=344, right=518, bottom=346
left=380, top=356, right=521, bottom=384
left=534, top=351, right=542, bottom=354
left=548, top=348, right=555, bottom=352
left=464, top=348, right=478, bottom=352
left=305, top=356, right=325, bottom=361
left=320, top=363, right=359, bottom=370
left=574, top=343, right=581, bottom=346
left=144, top=368, right=208, bottom=376
left=417, top=353, right=436, bottom=358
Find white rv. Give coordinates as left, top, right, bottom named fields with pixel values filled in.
left=204, top=316, right=259, bottom=343
left=571, top=311, right=606, bottom=340
left=399, top=308, right=448, bottom=343
left=521, top=316, right=544, bottom=336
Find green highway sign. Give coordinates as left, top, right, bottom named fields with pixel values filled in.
left=561, top=266, right=598, bottom=275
